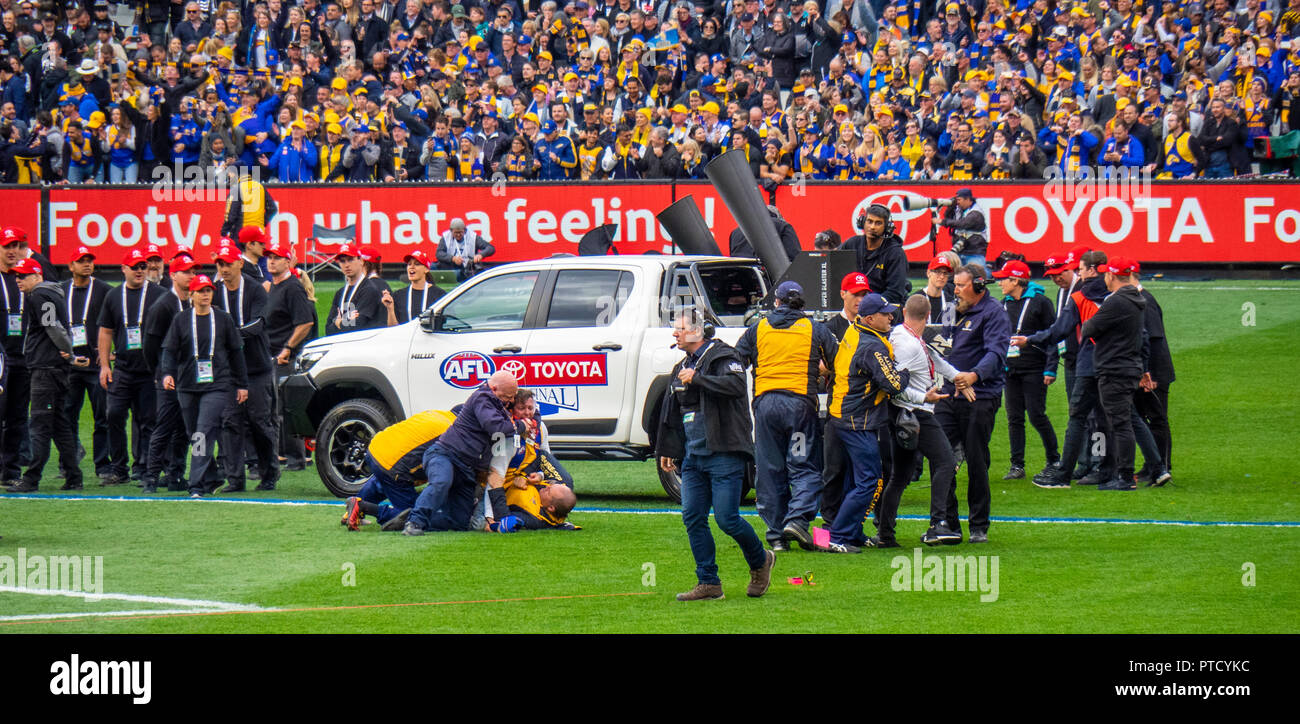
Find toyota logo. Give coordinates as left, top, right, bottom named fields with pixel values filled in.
left=500, top=358, right=527, bottom=383
left=851, top=190, right=936, bottom=251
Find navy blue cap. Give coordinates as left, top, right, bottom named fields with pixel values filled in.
left=857, top=293, right=899, bottom=317
left=775, top=280, right=803, bottom=301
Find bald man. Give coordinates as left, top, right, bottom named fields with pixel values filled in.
left=403, top=370, right=520, bottom=535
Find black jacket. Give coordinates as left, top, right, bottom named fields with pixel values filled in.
left=1139, top=287, right=1174, bottom=385
left=1001, top=286, right=1059, bottom=375
left=656, top=338, right=754, bottom=461
left=22, top=281, right=73, bottom=370
left=64, top=277, right=111, bottom=369
left=325, top=277, right=386, bottom=335
left=839, top=233, right=911, bottom=304
left=98, top=282, right=169, bottom=376
left=143, top=289, right=188, bottom=383
left=160, top=307, right=249, bottom=394
left=213, top=278, right=272, bottom=377
left=1079, top=284, right=1147, bottom=378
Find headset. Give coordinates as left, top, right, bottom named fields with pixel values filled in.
left=968, top=270, right=988, bottom=294
left=856, top=203, right=896, bottom=237
left=679, top=308, right=715, bottom=343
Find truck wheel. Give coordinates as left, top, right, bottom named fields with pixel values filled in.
left=656, top=460, right=755, bottom=504
left=315, top=398, right=395, bottom=498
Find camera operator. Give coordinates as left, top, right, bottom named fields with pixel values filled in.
left=936, top=188, right=989, bottom=271
left=839, top=204, right=910, bottom=305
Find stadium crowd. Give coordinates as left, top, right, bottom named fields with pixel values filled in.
left=0, top=0, right=1296, bottom=183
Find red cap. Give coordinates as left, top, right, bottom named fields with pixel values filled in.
left=358, top=245, right=380, bottom=263
left=840, top=271, right=871, bottom=294
left=219, top=236, right=235, bottom=249
left=992, top=260, right=1031, bottom=279
left=170, top=256, right=196, bottom=272
left=213, top=247, right=242, bottom=264
left=1043, top=254, right=1069, bottom=276
left=172, top=247, right=195, bottom=262
left=12, top=258, right=41, bottom=276
left=123, top=249, right=149, bottom=266
left=1100, top=257, right=1139, bottom=275
left=265, top=241, right=292, bottom=259
left=334, top=243, right=361, bottom=259
left=188, top=274, right=216, bottom=292
left=238, top=226, right=268, bottom=246
left=72, top=245, right=96, bottom=262
left=1, top=227, right=27, bottom=246
left=1065, top=245, right=1090, bottom=270
left=927, top=255, right=954, bottom=272
left=404, top=250, right=432, bottom=267
left=144, top=243, right=164, bottom=260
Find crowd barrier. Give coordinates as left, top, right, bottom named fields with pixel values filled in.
left=4, top=179, right=1298, bottom=266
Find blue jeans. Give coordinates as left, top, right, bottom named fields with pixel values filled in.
left=753, top=393, right=822, bottom=544
left=679, top=451, right=765, bottom=586
left=829, top=425, right=883, bottom=546
left=959, top=254, right=989, bottom=274
left=109, top=163, right=138, bottom=183
left=409, top=444, right=479, bottom=531
left=66, top=164, right=93, bottom=183
left=358, top=455, right=418, bottom=525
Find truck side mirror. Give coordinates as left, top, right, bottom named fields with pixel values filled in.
left=419, top=308, right=440, bottom=333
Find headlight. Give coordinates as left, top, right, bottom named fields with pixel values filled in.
left=296, top=350, right=328, bottom=374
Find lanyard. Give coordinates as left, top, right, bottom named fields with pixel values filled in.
left=1058, top=278, right=1078, bottom=319
left=1, top=275, right=22, bottom=315
left=1006, top=295, right=1031, bottom=334
left=67, top=278, right=93, bottom=324
left=122, top=284, right=145, bottom=328
left=407, top=284, right=428, bottom=321
left=222, top=277, right=244, bottom=326
left=904, top=323, right=934, bottom=382
left=191, top=309, right=216, bottom=360
left=340, top=278, right=361, bottom=311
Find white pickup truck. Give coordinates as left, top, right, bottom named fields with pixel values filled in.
left=281, top=255, right=768, bottom=501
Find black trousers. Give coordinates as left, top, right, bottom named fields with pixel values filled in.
left=1005, top=369, right=1059, bottom=468
left=1135, top=383, right=1172, bottom=472
left=179, top=389, right=234, bottom=495
left=221, top=371, right=280, bottom=485
left=146, top=385, right=189, bottom=485
left=23, top=368, right=82, bottom=487
left=1097, top=373, right=1140, bottom=480
left=64, top=368, right=109, bottom=476
left=105, top=368, right=156, bottom=479
left=1059, top=374, right=1115, bottom=479
left=274, top=361, right=305, bottom=467
left=878, top=408, right=955, bottom=544
left=820, top=418, right=846, bottom=525
left=0, top=364, right=31, bottom=480
left=935, top=395, right=1000, bottom=535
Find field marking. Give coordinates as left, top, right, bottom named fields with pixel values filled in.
left=1158, top=286, right=1299, bottom=291
left=0, top=586, right=273, bottom=623
left=0, top=591, right=654, bottom=628
left=3, top=494, right=1299, bottom=528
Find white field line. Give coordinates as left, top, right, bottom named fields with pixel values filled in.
left=0, top=585, right=273, bottom=621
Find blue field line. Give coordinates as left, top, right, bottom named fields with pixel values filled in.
left=2, top=493, right=1299, bottom=528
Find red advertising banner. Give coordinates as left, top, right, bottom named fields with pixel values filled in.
left=32, top=181, right=1300, bottom=265
left=5, top=188, right=43, bottom=243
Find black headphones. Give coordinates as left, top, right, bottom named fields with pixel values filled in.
left=856, top=203, right=896, bottom=237
left=969, top=272, right=988, bottom=294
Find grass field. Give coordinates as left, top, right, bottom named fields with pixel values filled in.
left=1, top=278, right=1297, bottom=633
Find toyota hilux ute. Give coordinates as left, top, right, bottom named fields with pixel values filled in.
left=280, top=255, right=768, bottom=501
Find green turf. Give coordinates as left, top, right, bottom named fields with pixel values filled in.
left=0, top=280, right=1297, bottom=633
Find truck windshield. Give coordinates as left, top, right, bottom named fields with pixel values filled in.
left=695, top=264, right=765, bottom=326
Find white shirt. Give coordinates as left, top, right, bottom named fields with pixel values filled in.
left=889, top=323, right=960, bottom=413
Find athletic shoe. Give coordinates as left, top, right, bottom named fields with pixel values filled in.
left=190, top=492, right=204, bottom=499
left=1135, top=468, right=1153, bottom=484
left=1032, top=463, right=1062, bottom=484
left=770, top=540, right=790, bottom=552
left=342, top=496, right=363, bottom=531
left=782, top=521, right=815, bottom=550
left=747, top=550, right=776, bottom=598
left=1032, top=465, right=1070, bottom=489
left=676, top=583, right=724, bottom=601
left=402, top=522, right=425, bottom=536
left=821, top=541, right=862, bottom=554
left=381, top=509, right=411, bottom=532
left=1098, top=478, right=1137, bottom=491
left=867, top=536, right=900, bottom=549
left=59, top=481, right=84, bottom=491
left=254, top=480, right=278, bottom=491
left=969, top=531, right=988, bottom=544
left=98, top=474, right=126, bottom=487
left=1003, top=465, right=1026, bottom=480
left=1076, top=471, right=1108, bottom=486
left=218, top=483, right=246, bottom=494
left=922, top=523, right=962, bottom=546
left=1150, top=469, right=1172, bottom=487
left=1071, top=465, right=1090, bottom=481
left=4, top=481, right=37, bottom=493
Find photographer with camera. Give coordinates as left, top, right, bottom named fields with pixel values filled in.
left=839, top=204, right=910, bottom=305
left=936, top=188, right=989, bottom=271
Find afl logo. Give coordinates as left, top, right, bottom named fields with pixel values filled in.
left=440, top=351, right=496, bottom=389
left=499, top=358, right=527, bottom=383
left=851, top=190, right=935, bottom=251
